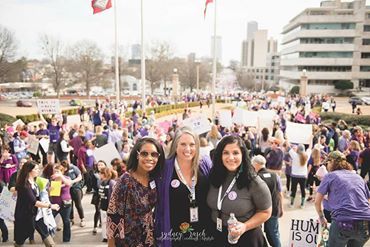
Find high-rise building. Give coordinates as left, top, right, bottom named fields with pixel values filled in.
left=279, top=0, right=370, bottom=94
left=211, top=36, right=222, bottom=61
left=131, top=44, right=141, bottom=60
left=247, top=21, right=258, bottom=41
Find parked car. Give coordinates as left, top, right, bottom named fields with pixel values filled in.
left=348, top=97, right=363, bottom=105
left=69, top=99, right=82, bottom=106
left=16, top=100, right=33, bottom=107
left=361, top=97, right=370, bottom=105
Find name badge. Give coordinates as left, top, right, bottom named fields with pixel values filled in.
left=263, top=173, right=271, bottom=178
left=149, top=181, right=156, bottom=189
left=190, top=207, right=199, bottom=223
left=217, top=217, right=222, bottom=232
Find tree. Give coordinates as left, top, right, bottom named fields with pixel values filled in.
left=0, top=25, right=17, bottom=83
left=70, top=40, right=104, bottom=98
left=290, top=85, right=300, bottom=95
left=236, top=67, right=255, bottom=90
left=334, top=80, right=353, bottom=90
left=40, top=34, right=65, bottom=97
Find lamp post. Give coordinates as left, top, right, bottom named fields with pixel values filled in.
left=195, top=60, right=200, bottom=92
left=172, top=68, right=179, bottom=104
left=300, top=69, right=308, bottom=97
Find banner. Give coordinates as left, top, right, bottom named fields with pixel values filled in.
left=27, top=136, right=39, bottom=155
left=67, top=115, right=82, bottom=128
left=0, top=187, right=16, bottom=221
left=39, top=138, right=50, bottom=153
left=182, top=115, right=211, bottom=135
left=93, top=142, right=121, bottom=167
left=219, top=111, right=233, bottom=128
left=286, top=121, right=313, bottom=144
left=37, top=99, right=60, bottom=114
left=289, top=219, right=319, bottom=247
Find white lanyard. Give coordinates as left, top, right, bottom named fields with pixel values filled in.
left=174, top=159, right=196, bottom=201
left=217, top=177, right=237, bottom=211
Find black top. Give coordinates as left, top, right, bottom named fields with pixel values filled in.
left=169, top=170, right=214, bottom=247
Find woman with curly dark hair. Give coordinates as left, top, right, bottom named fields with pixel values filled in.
left=207, top=135, right=272, bottom=246
left=315, top=151, right=370, bottom=246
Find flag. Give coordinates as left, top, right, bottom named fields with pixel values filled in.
left=204, top=0, right=213, bottom=18
left=92, top=0, right=112, bottom=14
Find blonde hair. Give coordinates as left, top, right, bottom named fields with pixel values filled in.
left=297, top=144, right=308, bottom=166
left=168, top=126, right=200, bottom=178
left=311, top=148, right=321, bottom=166
left=349, top=140, right=361, bottom=151
left=208, top=125, right=219, bottom=139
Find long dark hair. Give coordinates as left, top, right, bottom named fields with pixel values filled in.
left=127, top=137, right=165, bottom=179
left=15, top=160, right=38, bottom=191
left=209, top=135, right=256, bottom=190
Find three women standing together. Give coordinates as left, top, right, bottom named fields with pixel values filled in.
left=107, top=128, right=272, bottom=247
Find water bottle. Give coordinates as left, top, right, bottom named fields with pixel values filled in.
left=227, top=213, right=238, bottom=244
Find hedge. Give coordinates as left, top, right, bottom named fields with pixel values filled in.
left=0, top=113, right=16, bottom=127
left=15, top=108, right=79, bottom=124
left=320, top=112, right=370, bottom=127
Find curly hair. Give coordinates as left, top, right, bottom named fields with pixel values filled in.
left=327, top=151, right=353, bottom=172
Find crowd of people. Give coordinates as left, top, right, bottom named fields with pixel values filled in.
left=0, top=93, right=369, bottom=247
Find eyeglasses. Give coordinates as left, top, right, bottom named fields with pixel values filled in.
left=137, top=151, right=160, bottom=159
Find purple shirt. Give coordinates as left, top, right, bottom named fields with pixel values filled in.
left=47, top=124, right=60, bottom=143
left=50, top=176, right=71, bottom=206
left=318, top=170, right=370, bottom=221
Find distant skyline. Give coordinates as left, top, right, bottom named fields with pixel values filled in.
left=2, top=0, right=365, bottom=65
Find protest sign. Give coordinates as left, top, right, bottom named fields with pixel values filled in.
left=277, top=96, right=286, bottom=105
left=39, top=138, right=50, bottom=153
left=93, top=142, right=121, bottom=167
left=286, top=121, right=313, bottom=144
left=289, top=219, right=319, bottom=247
left=219, top=110, right=233, bottom=128
left=243, top=111, right=259, bottom=127
left=258, top=110, right=276, bottom=131
left=67, top=115, right=82, bottom=128
left=12, top=119, right=25, bottom=128
left=0, top=187, right=16, bottom=221
left=50, top=181, right=62, bottom=197
left=182, top=115, right=211, bottom=135
left=27, top=136, right=39, bottom=155
left=36, top=177, right=49, bottom=192
left=37, top=99, right=60, bottom=114
left=232, top=108, right=245, bottom=125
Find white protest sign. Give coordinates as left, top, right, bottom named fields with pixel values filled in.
left=232, top=108, right=245, bottom=125
left=39, top=138, right=50, bottom=153
left=286, top=121, right=313, bottom=144
left=12, top=119, right=25, bottom=128
left=37, top=99, right=60, bottom=114
left=277, top=96, right=286, bottom=105
left=219, top=110, right=233, bottom=128
left=93, top=142, right=121, bottom=167
left=182, top=115, right=211, bottom=135
left=289, top=219, right=320, bottom=247
left=244, top=111, right=259, bottom=127
left=0, top=187, right=16, bottom=221
left=27, top=136, right=39, bottom=155
left=258, top=110, right=276, bottom=131
left=67, top=115, right=82, bottom=128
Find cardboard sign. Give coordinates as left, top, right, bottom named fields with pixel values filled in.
left=49, top=181, right=62, bottom=197
left=37, top=99, right=60, bottom=114
left=286, top=121, right=313, bottom=144
left=27, top=136, right=39, bottom=155
left=67, top=115, right=82, bottom=128
left=12, top=119, right=25, bottom=128
left=218, top=111, right=233, bottom=128
left=36, top=177, right=49, bottom=192
left=93, top=142, right=121, bottom=167
left=243, top=111, right=259, bottom=127
left=289, top=219, right=320, bottom=247
left=258, top=110, right=276, bottom=131
left=182, top=115, right=211, bottom=135
left=39, top=138, right=50, bottom=153
left=0, top=187, right=16, bottom=221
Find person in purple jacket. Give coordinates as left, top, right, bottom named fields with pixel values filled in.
left=315, top=151, right=370, bottom=246
left=40, top=114, right=61, bottom=163
left=0, top=145, right=18, bottom=184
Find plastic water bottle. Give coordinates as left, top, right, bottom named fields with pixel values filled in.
left=227, top=213, right=238, bottom=244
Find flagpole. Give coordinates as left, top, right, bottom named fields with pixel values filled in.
left=141, top=0, right=146, bottom=112
left=114, top=0, right=120, bottom=103
left=211, top=0, right=217, bottom=121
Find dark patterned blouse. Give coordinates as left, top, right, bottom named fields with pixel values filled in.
left=107, top=172, right=157, bottom=247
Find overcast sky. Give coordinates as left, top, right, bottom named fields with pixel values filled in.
left=1, top=0, right=360, bottom=65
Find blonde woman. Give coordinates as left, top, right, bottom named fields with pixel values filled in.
left=206, top=125, right=222, bottom=148
left=289, top=144, right=311, bottom=208
left=155, top=126, right=214, bottom=247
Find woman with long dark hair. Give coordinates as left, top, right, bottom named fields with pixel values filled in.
left=14, top=161, right=60, bottom=247
left=207, top=135, right=272, bottom=246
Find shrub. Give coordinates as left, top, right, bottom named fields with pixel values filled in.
left=334, top=81, right=353, bottom=90
left=0, top=113, right=16, bottom=127
left=320, top=112, right=370, bottom=127
left=290, top=86, right=300, bottom=95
